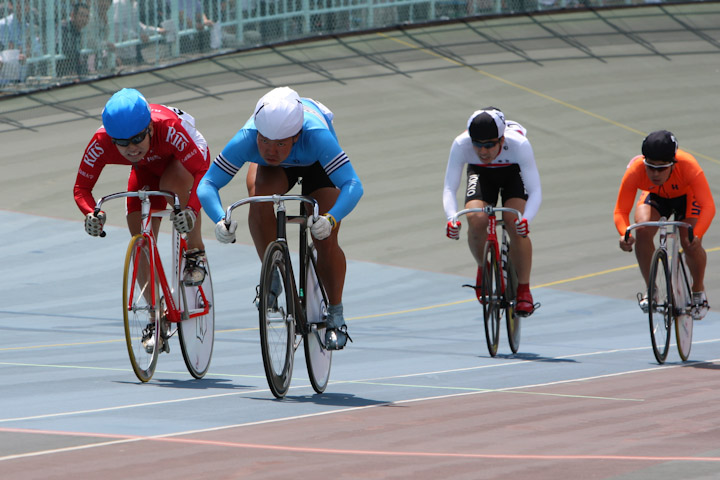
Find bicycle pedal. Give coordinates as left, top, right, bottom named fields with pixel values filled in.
left=516, top=302, right=540, bottom=317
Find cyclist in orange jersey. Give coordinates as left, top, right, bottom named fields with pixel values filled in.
left=614, top=130, right=715, bottom=319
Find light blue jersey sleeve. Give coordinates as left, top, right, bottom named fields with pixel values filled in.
left=297, top=99, right=363, bottom=222
left=197, top=124, right=256, bottom=224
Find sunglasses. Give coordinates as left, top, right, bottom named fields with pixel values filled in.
left=471, top=140, right=500, bottom=149
left=643, top=158, right=674, bottom=171
left=111, top=127, right=149, bottom=147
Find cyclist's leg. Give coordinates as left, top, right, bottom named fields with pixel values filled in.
left=464, top=165, right=495, bottom=289
left=310, top=186, right=345, bottom=305
left=502, top=197, right=531, bottom=284
left=502, top=197, right=534, bottom=315
left=679, top=215, right=707, bottom=293
left=294, top=162, right=351, bottom=349
left=160, top=160, right=207, bottom=285
left=309, top=186, right=351, bottom=350
left=160, top=160, right=204, bottom=249
left=634, top=195, right=661, bottom=288
left=126, top=167, right=164, bottom=239
left=464, top=199, right=489, bottom=267
left=679, top=215, right=709, bottom=319
left=125, top=170, right=163, bottom=303
left=246, top=163, right=290, bottom=258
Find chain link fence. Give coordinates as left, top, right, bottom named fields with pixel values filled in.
left=0, top=0, right=707, bottom=95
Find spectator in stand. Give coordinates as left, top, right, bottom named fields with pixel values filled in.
left=172, top=0, right=213, bottom=53
left=0, top=0, right=42, bottom=83
left=58, top=2, right=91, bottom=78
left=85, top=0, right=117, bottom=73
left=108, top=0, right=164, bottom=66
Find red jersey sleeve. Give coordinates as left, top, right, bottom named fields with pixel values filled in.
left=73, top=131, right=119, bottom=215
left=152, top=105, right=210, bottom=214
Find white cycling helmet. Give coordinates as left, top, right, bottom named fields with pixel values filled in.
left=253, top=87, right=304, bottom=140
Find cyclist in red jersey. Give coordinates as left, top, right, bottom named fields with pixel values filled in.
left=74, top=88, right=211, bottom=286
left=614, top=130, right=715, bottom=319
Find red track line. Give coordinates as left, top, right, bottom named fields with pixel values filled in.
left=2, top=427, right=720, bottom=463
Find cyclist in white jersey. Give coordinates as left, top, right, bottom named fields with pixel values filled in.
left=198, top=87, right=363, bottom=349
left=442, top=107, right=542, bottom=315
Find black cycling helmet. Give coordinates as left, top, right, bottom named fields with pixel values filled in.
left=467, top=108, right=506, bottom=141
left=642, top=130, right=678, bottom=163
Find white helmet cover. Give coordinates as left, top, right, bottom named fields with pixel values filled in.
left=253, top=87, right=304, bottom=140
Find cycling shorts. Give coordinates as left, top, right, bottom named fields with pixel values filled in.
left=639, top=192, right=700, bottom=221
left=465, top=163, right=528, bottom=206
left=126, top=166, right=167, bottom=214
left=282, top=161, right=335, bottom=195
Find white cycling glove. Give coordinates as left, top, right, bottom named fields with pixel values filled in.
left=84, top=211, right=106, bottom=237
left=215, top=219, right=237, bottom=244
left=310, top=214, right=336, bottom=240
left=171, top=209, right=196, bottom=234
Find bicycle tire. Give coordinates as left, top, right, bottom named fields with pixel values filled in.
left=178, top=250, right=215, bottom=379
left=303, top=244, right=332, bottom=394
left=481, top=241, right=501, bottom=357
left=648, top=248, right=672, bottom=364
left=259, top=241, right=295, bottom=398
left=674, top=253, right=693, bottom=361
left=123, top=234, right=159, bottom=382
left=503, top=236, right=521, bottom=354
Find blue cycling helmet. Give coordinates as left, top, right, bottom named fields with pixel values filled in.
left=102, top=88, right=152, bottom=139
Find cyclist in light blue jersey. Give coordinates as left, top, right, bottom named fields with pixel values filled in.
left=198, top=86, right=363, bottom=349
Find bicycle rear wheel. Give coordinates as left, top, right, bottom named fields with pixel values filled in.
left=503, top=239, right=521, bottom=354
left=178, top=252, right=215, bottom=379
left=123, top=235, right=159, bottom=382
left=648, top=249, right=672, bottom=364
left=259, top=241, right=295, bottom=398
left=674, top=254, right=693, bottom=361
left=481, top=241, right=502, bottom=357
left=303, top=245, right=332, bottom=394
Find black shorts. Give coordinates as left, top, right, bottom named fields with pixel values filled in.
left=642, top=192, right=689, bottom=221
left=464, top=164, right=528, bottom=206
left=282, top=162, right=335, bottom=195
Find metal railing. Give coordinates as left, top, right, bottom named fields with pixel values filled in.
left=0, top=0, right=702, bottom=95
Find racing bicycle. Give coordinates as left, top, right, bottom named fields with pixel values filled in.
left=93, top=190, right=215, bottom=382
left=225, top=194, right=331, bottom=399
left=625, top=218, right=696, bottom=364
left=453, top=205, right=524, bottom=357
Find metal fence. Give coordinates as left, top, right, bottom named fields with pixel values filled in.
left=0, top=0, right=702, bottom=94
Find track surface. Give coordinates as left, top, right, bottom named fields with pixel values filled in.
left=2, top=5, right=720, bottom=479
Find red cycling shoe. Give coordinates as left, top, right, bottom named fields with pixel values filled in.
left=516, top=288, right=535, bottom=316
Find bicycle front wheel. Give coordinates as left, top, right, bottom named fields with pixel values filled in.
left=259, top=241, right=295, bottom=398
left=648, top=249, right=672, bottom=364
left=481, top=242, right=502, bottom=357
left=178, top=254, right=215, bottom=379
left=504, top=244, right=521, bottom=354
left=674, top=254, right=693, bottom=361
left=303, top=245, right=332, bottom=394
left=123, top=235, right=159, bottom=382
